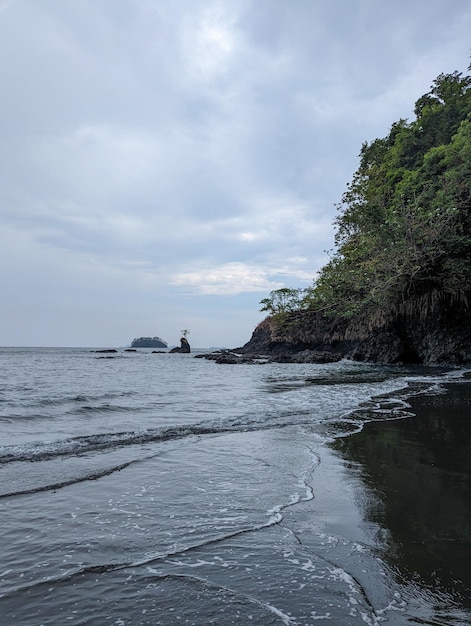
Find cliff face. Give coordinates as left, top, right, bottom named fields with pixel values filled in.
left=240, top=294, right=471, bottom=365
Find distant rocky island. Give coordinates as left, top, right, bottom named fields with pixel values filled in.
left=130, top=336, right=168, bottom=348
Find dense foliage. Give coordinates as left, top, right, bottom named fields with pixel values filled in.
left=131, top=336, right=168, bottom=348
left=262, top=67, right=471, bottom=326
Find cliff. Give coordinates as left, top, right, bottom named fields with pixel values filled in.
left=240, top=291, right=471, bottom=365
left=241, top=68, right=471, bottom=366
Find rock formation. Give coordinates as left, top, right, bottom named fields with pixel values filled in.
left=169, top=337, right=191, bottom=353
left=195, top=348, right=341, bottom=365
left=239, top=293, right=471, bottom=365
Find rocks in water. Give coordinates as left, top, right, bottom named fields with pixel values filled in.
left=271, top=350, right=342, bottom=364
left=215, top=353, right=239, bottom=364
left=195, top=349, right=340, bottom=365
left=169, top=338, right=191, bottom=353
left=195, top=351, right=253, bottom=364
left=92, top=344, right=340, bottom=364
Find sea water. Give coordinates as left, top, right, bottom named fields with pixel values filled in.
left=0, top=347, right=469, bottom=625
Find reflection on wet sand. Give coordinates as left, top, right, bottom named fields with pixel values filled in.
left=332, top=381, right=471, bottom=610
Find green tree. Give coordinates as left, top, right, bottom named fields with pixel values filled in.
left=321, top=69, right=471, bottom=320
left=259, top=288, right=306, bottom=315
left=260, top=65, right=471, bottom=327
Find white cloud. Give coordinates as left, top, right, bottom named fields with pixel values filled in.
left=170, top=255, right=316, bottom=296
left=183, top=2, right=238, bottom=81
left=171, top=262, right=283, bottom=295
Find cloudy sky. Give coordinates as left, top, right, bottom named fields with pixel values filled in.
left=1, top=0, right=470, bottom=348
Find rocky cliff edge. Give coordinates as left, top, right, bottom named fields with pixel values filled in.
left=238, top=293, right=471, bottom=366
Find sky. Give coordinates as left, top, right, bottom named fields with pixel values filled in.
left=1, top=0, right=470, bottom=348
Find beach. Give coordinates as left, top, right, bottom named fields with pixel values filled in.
left=0, top=348, right=470, bottom=624
left=330, top=380, right=471, bottom=621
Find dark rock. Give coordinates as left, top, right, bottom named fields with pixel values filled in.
left=169, top=338, right=191, bottom=353
left=271, top=350, right=342, bottom=364
left=215, top=354, right=239, bottom=364
left=270, top=354, right=294, bottom=363
left=239, top=292, right=471, bottom=366
left=152, top=350, right=166, bottom=354
left=124, top=349, right=137, bottom=352
left=295, top=350, right=342, bottom=363
left=195, top=350, right=237, bottom=362
left=94, top=349, right=118, bottom=353
left=196, top=349, right=338, bottom=365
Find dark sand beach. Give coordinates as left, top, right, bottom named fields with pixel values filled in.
left=1, top=350, right=470, bottom=624
left=331, top=379, right=471, bottom=616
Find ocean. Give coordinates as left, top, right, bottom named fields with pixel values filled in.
left=0, top=347, right=470, bottom=625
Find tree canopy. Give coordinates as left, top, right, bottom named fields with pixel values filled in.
left=261, top=67, right=471, bottom=326
left=131, top=336, right=168, bottom=348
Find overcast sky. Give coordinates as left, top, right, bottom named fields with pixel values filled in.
left=1, top=0, right=470, bottom=348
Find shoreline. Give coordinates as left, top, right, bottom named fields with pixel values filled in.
left=329, top=379, right=471, bottom=613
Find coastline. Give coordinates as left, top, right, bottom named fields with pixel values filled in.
left=1, top=350, right=470, bottom=624
left=328, top=378, right=471, bottom=616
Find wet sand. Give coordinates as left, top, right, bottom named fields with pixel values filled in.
left=331, top=379, right=471, bottom=614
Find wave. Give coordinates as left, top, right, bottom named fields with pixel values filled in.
left=73, top=403, right=142, bottom=415
left=0, top=460, right=138, bottom=499
left=1, top=370, right=467, bottom=467
left=0, top=383, right=428, bottom=466
left=0, top=420, right=288, bottom=465
left=33, top=390, right=137, bottom=408
left=0, top=445, right=320, bottom=598
left=0, top=391, right=145, bottom=422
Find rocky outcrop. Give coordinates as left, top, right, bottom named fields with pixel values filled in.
left=348, top=301, right=471, bottom=365
left=239, top=292, right=471, bottom=365
left=194, top=351, right=259, bottom=364
left=214, top=353, right=240, bottom=364
left=195, top=349, right=341, bottom=365
left=169, top=338, right=191, bottom=353
left=270, top=350, right=342, bottom=364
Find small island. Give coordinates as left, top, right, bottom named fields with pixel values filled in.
left=130, top=336, right=168, bottom=349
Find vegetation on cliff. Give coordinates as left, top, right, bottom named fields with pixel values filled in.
left=261, top=66, right=471, bottom=342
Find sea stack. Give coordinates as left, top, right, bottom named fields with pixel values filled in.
left=169, top=337, right=191, bottom=353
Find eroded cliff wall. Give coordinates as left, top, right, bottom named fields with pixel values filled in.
left=240, top=293, right=471, bottom=365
